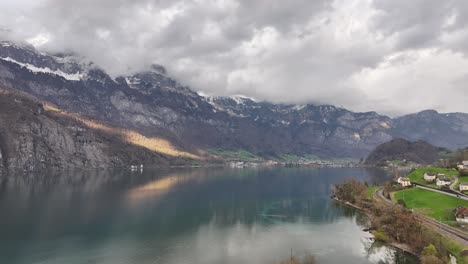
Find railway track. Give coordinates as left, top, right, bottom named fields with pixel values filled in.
left=374, top=188, right=468, bottom=245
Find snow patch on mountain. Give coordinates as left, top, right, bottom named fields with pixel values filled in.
left=125, top=77, right=141, bottom=89
left=198, top=94, right=223, bottom=112
left=0, top=42, right=12, bottom=48
left=231, top=95, right=257, bottom=104
left=0, top=56, right=83, bottom=81
left=198, top=92, right=257, bottom=105
left=231, top=96, right=248, bottom=105
left=293, top=104, right=306, bottom=111
left=379, top=121, right=391, bottom=129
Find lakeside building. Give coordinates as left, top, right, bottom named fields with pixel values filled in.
left=423, top=172, right=436, bottom=182
left=397, top=177, right=411, bottom=187
left=455, top=207, right=468, bottom=223
left=460, top=183, right=468, bottom=192
left=436, top=177, right=451, bottom=186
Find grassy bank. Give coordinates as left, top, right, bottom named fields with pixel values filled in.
left=393, top=188, right=468, bottom=221
left=367, top=186, right=380, bottom=199
left=392, top=186, right=468, bottom=262
left=443, top=236, right=468, bottom=264
left=407, top=168, right=458, bottom=189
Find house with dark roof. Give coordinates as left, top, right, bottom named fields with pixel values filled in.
left=423, top=172, right=436, bottom=182
left=397, top=177, right=411, bottom=187
left=436, top=177, right=451, bottom=186
left=456, top=207, right=468, bottom=223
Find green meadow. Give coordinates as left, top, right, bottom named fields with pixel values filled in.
left=394, top=188, right=468, bottom=221
left=406, top=168, right=459, bottom=189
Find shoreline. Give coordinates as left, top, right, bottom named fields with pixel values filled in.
left=1, top=163, right=377, bottom=176
left=332, top=197, right=420, bottom=257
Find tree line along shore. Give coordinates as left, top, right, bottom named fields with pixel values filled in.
left=333, top=178, right=468, bottom=264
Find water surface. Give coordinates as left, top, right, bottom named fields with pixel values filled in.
left=0, top=167, right=418, bottom=264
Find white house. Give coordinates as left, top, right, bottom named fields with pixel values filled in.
left=460, top=183, right=468, bottom=191
left=436, top=177, right=451, bottom=186
left=423, top=172, right=436, bottom=182
left=397, top=177, right=411, bottom=187
left=458, top=161, right=468, bottom=170
left=456, top=207, right=468, bottom=223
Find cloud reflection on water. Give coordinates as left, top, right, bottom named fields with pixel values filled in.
left=0, top=167, right=415, bottom=264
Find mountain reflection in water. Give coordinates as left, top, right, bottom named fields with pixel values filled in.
left=0, top=167, right=418, bottom=264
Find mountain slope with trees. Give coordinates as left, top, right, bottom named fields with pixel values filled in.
left=365, top=138, right=446, bottom=166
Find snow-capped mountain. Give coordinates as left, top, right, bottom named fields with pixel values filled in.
left=0, top=41, right=89, bottom=80
left=1, top=40, right=468, bottom=170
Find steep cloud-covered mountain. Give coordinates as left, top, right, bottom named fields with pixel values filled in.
left=1, top=40, right=468, bottom=170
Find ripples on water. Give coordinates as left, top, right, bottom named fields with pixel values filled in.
left=0, top=167, right=418, bottom=264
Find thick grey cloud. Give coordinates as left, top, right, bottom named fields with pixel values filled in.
left=1, top=0, right=468, bottom=116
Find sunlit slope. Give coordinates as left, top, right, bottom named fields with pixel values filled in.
left=44, top=104, right=200, bottom=160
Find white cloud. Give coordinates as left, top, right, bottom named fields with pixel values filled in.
left=350, top=48, right=468, bottom=115
left=26, top=33, right=51, bottom=47
left=1, top=0, right=468, bottom=115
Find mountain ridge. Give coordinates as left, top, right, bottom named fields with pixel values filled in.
left=1, top=40, right=468, bottom=171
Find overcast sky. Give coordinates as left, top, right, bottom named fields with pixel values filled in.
left=1, top=0, right=468, bottom=116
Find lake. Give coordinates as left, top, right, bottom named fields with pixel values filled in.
left=0, top=167, right=419, bottom=264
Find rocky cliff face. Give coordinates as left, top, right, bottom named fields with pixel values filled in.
left=0, top=92, right=106, bottom=171
left=0, top=40, right=468, bottom=169
left=0, top=89, right=199, bottom=173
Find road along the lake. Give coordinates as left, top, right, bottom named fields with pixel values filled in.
left=413, top=184, right=468, bottom=201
